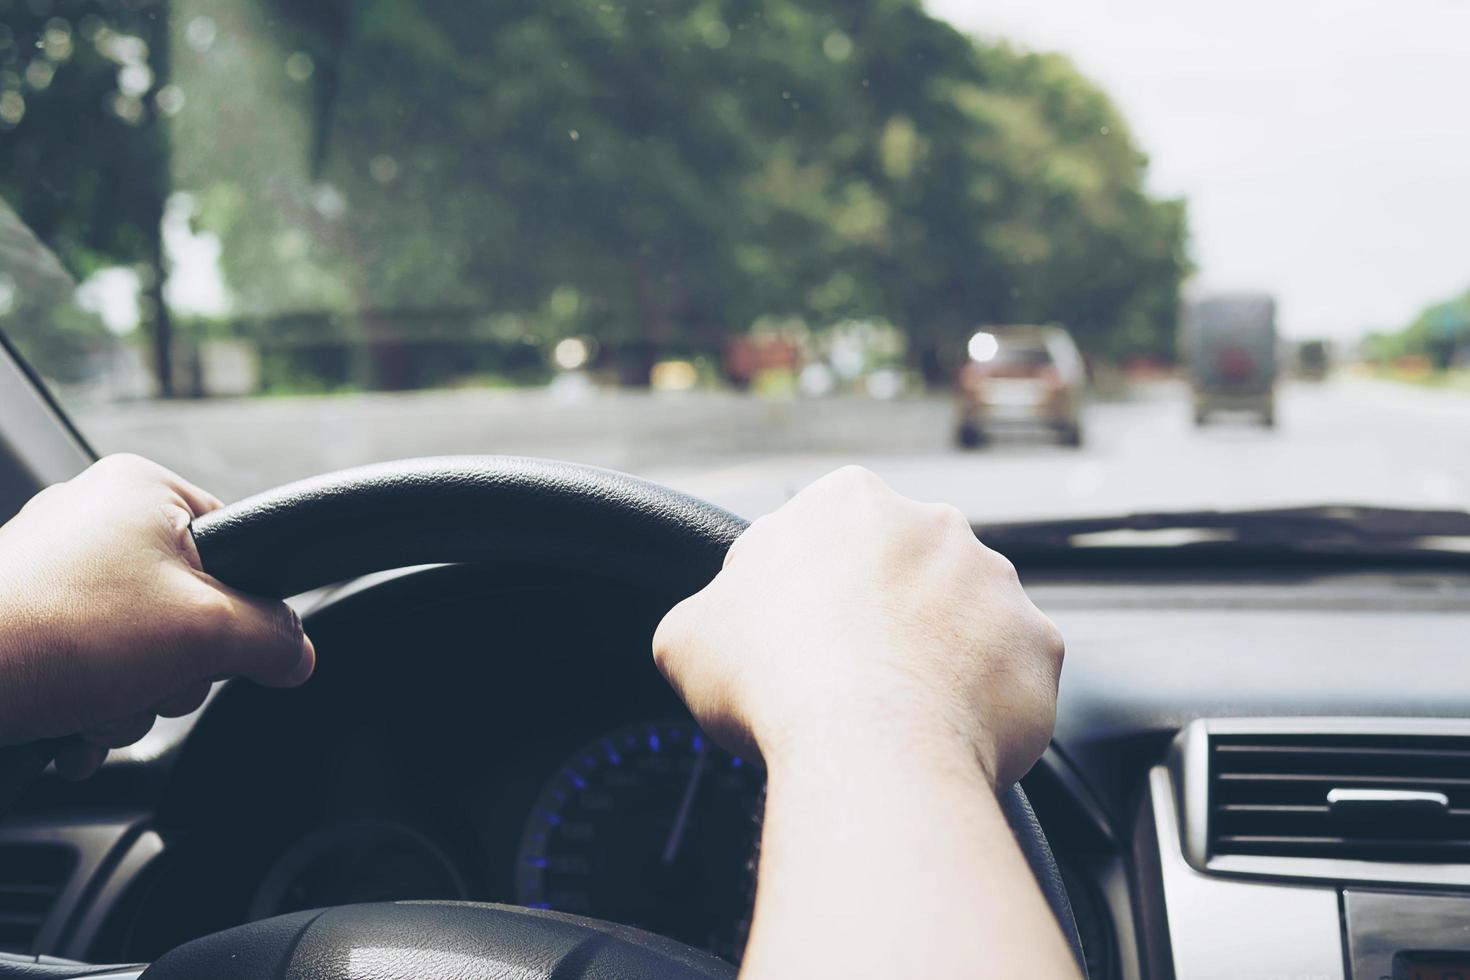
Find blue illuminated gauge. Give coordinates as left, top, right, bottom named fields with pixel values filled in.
left=515, top=719, right=765, bottom=963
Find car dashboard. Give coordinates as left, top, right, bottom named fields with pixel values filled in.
left=4, top=559, right=1470, bottom=979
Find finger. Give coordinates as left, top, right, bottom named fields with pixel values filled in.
left=53, top=739, right=108, bottom=781
left=799, top=464, right=889, bottom=504
left=155, top=681, right=212, bottom=718
left=82, top=712, right=156, bottom=749
left=96, top=454, right=224, bottom=517
left=208, top=590, right=316, bottom=688
left=168, top=474, right=224, bottom=519
left=652, top=591, right=701, bottom=676
left=721, top=532, right=745, bottom=570
left=161, top=499, right=209, bottom=572
left=722, top=514, right=771, bottom=570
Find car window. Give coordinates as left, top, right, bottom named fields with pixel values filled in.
left=992, top=345, right=1053, bottom=369
left=1, top=0, right=1467, bottom=524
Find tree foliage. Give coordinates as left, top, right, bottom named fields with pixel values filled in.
left=3, top=0, right=1192, bottom=388
left=1368, top=287, right=1470, bottom=369
left=0, top=0, right=177, bottom=387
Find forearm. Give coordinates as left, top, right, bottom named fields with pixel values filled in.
left=739, top=732, right=1079, bottom=980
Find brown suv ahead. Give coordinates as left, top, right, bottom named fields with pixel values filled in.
left=955, top=325, right=1086, bottom=448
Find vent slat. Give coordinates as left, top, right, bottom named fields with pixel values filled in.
left=1219, top=835, right=1470, bottom=848
left=0, top=844, right=75, bottom=954
left=0, top=883, right=63, bottom=897
left=0, top=913, right=46, bottom=927
left=1209, top=734, right=1470, bottom=864
left=1218, top=773, right=1470, bottom=787
left=1216, top=805, right=1470, bottom=818
left=1217, top=744, right=1470, bottom=761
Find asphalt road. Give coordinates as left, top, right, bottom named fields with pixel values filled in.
left=648, top=377, right=1470, bottom=521
left=74, top=376, right=1470, bottom=523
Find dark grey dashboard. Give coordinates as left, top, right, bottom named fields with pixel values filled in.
left=1032, top=574, right=1470, bottom=824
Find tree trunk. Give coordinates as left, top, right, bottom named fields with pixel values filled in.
left=906, top=332, right=949, bottom=389
left=628, top=258, right=671, bottom=387
left=145, top=239, right=177, bottom=397
left=143, top=0, right=176, bottom=397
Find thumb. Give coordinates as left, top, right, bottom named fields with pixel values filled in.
left=209, top=587, right=317, bottom=688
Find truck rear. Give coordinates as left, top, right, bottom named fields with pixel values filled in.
left=1180, top=293, right=1279, bottom=427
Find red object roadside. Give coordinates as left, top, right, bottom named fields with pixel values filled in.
left=724, top=336, right=801, bottom=385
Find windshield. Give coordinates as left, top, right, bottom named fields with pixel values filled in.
left=1, top=0, right=1468, bottom=523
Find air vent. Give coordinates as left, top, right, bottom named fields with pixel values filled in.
left=0, top=844, right=74, bottom=953
left=1209, top=733, right=1470, bottom=863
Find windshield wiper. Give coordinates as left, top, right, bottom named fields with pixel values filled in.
left=974, top=504, right=1470, bottom=552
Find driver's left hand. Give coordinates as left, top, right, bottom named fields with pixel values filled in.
left=0, top=454, right=316, bottom=778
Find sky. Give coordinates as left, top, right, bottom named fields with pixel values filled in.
left=927, top=0, right=1470, bottom=339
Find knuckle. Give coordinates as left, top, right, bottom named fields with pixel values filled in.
left=650, top=642, right=674, bottom=678
left=1045, top=618, right=1066, bottom=667
left=162, top=499, right=200, bottom=559
left=93, top=453, right=184, bottom=493
left=179, top=590, right=238, bottom=645
left=651, top=605, right=690, bottom=667
left=937, top=501, right=969, bottom=525
left=1029, top=610, right=1066, bottom=671
left=650, top=636, right=678, bottom=681
left=92, top=452, right=148, bottom=477
left=653, top=588, right=715, bottom=679
left=742, top=513, right=772, bottom=537
left=976, top=540, right=1023, bottom=587
left=982, top=545, right=1019, bottom=582
left=829, top=464, right=881, bottom=492
left=723, top=519, right=764, bottom=566
left=924, top=501, right=972, bottom=536
left=20, top=482, right=63, bottom=512
left=1024, top=722, right=1055, bottom=773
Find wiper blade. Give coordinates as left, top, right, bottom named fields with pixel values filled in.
left=975, top=504, right=1470, bottom=550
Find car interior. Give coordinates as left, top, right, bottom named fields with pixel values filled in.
left=1, top=355, right=1469, bottom=980
left=2, top=2, right=1469, bottom=978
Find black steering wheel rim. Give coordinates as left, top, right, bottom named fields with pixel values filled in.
left=190, top=455, right=747, bottom=600
left=144, top=456, right=1085, bottom=979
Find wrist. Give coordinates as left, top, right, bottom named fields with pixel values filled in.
left=0, top=583, right=61, bottom=744
left=0, top=629, right=29, bottom=746
left=759, top=705, right=1000, bottom=794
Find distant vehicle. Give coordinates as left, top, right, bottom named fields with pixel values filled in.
left=1295, top=339, right=1330, bottom=381
left=1180, top=293, right=1278, bottom=427
left=955, top=325, right=1085, bottom=448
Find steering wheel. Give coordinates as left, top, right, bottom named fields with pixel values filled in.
left=10, top=457, right=1088, bottom=979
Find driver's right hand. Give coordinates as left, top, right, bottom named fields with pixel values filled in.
left=652, top=464, right=1064, bottom=791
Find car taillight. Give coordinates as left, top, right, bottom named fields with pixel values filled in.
left=959, top=363, right=988, bottom=391
left=1217, top=348, right=1255, bottom=381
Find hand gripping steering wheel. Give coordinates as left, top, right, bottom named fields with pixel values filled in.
left=9, top=457, right=1088, bottom=980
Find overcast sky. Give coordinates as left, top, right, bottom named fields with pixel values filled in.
left=927, top=0, right=1470, bottom=339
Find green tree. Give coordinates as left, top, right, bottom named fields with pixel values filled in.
left=6, top=0, right=1191, bottom=391
left=1372, top=289, right=1470, bottom=369
left=0, top=0, right=178, bottom=392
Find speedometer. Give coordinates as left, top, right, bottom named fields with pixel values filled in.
left=515, top=719, right=764, bottom=962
